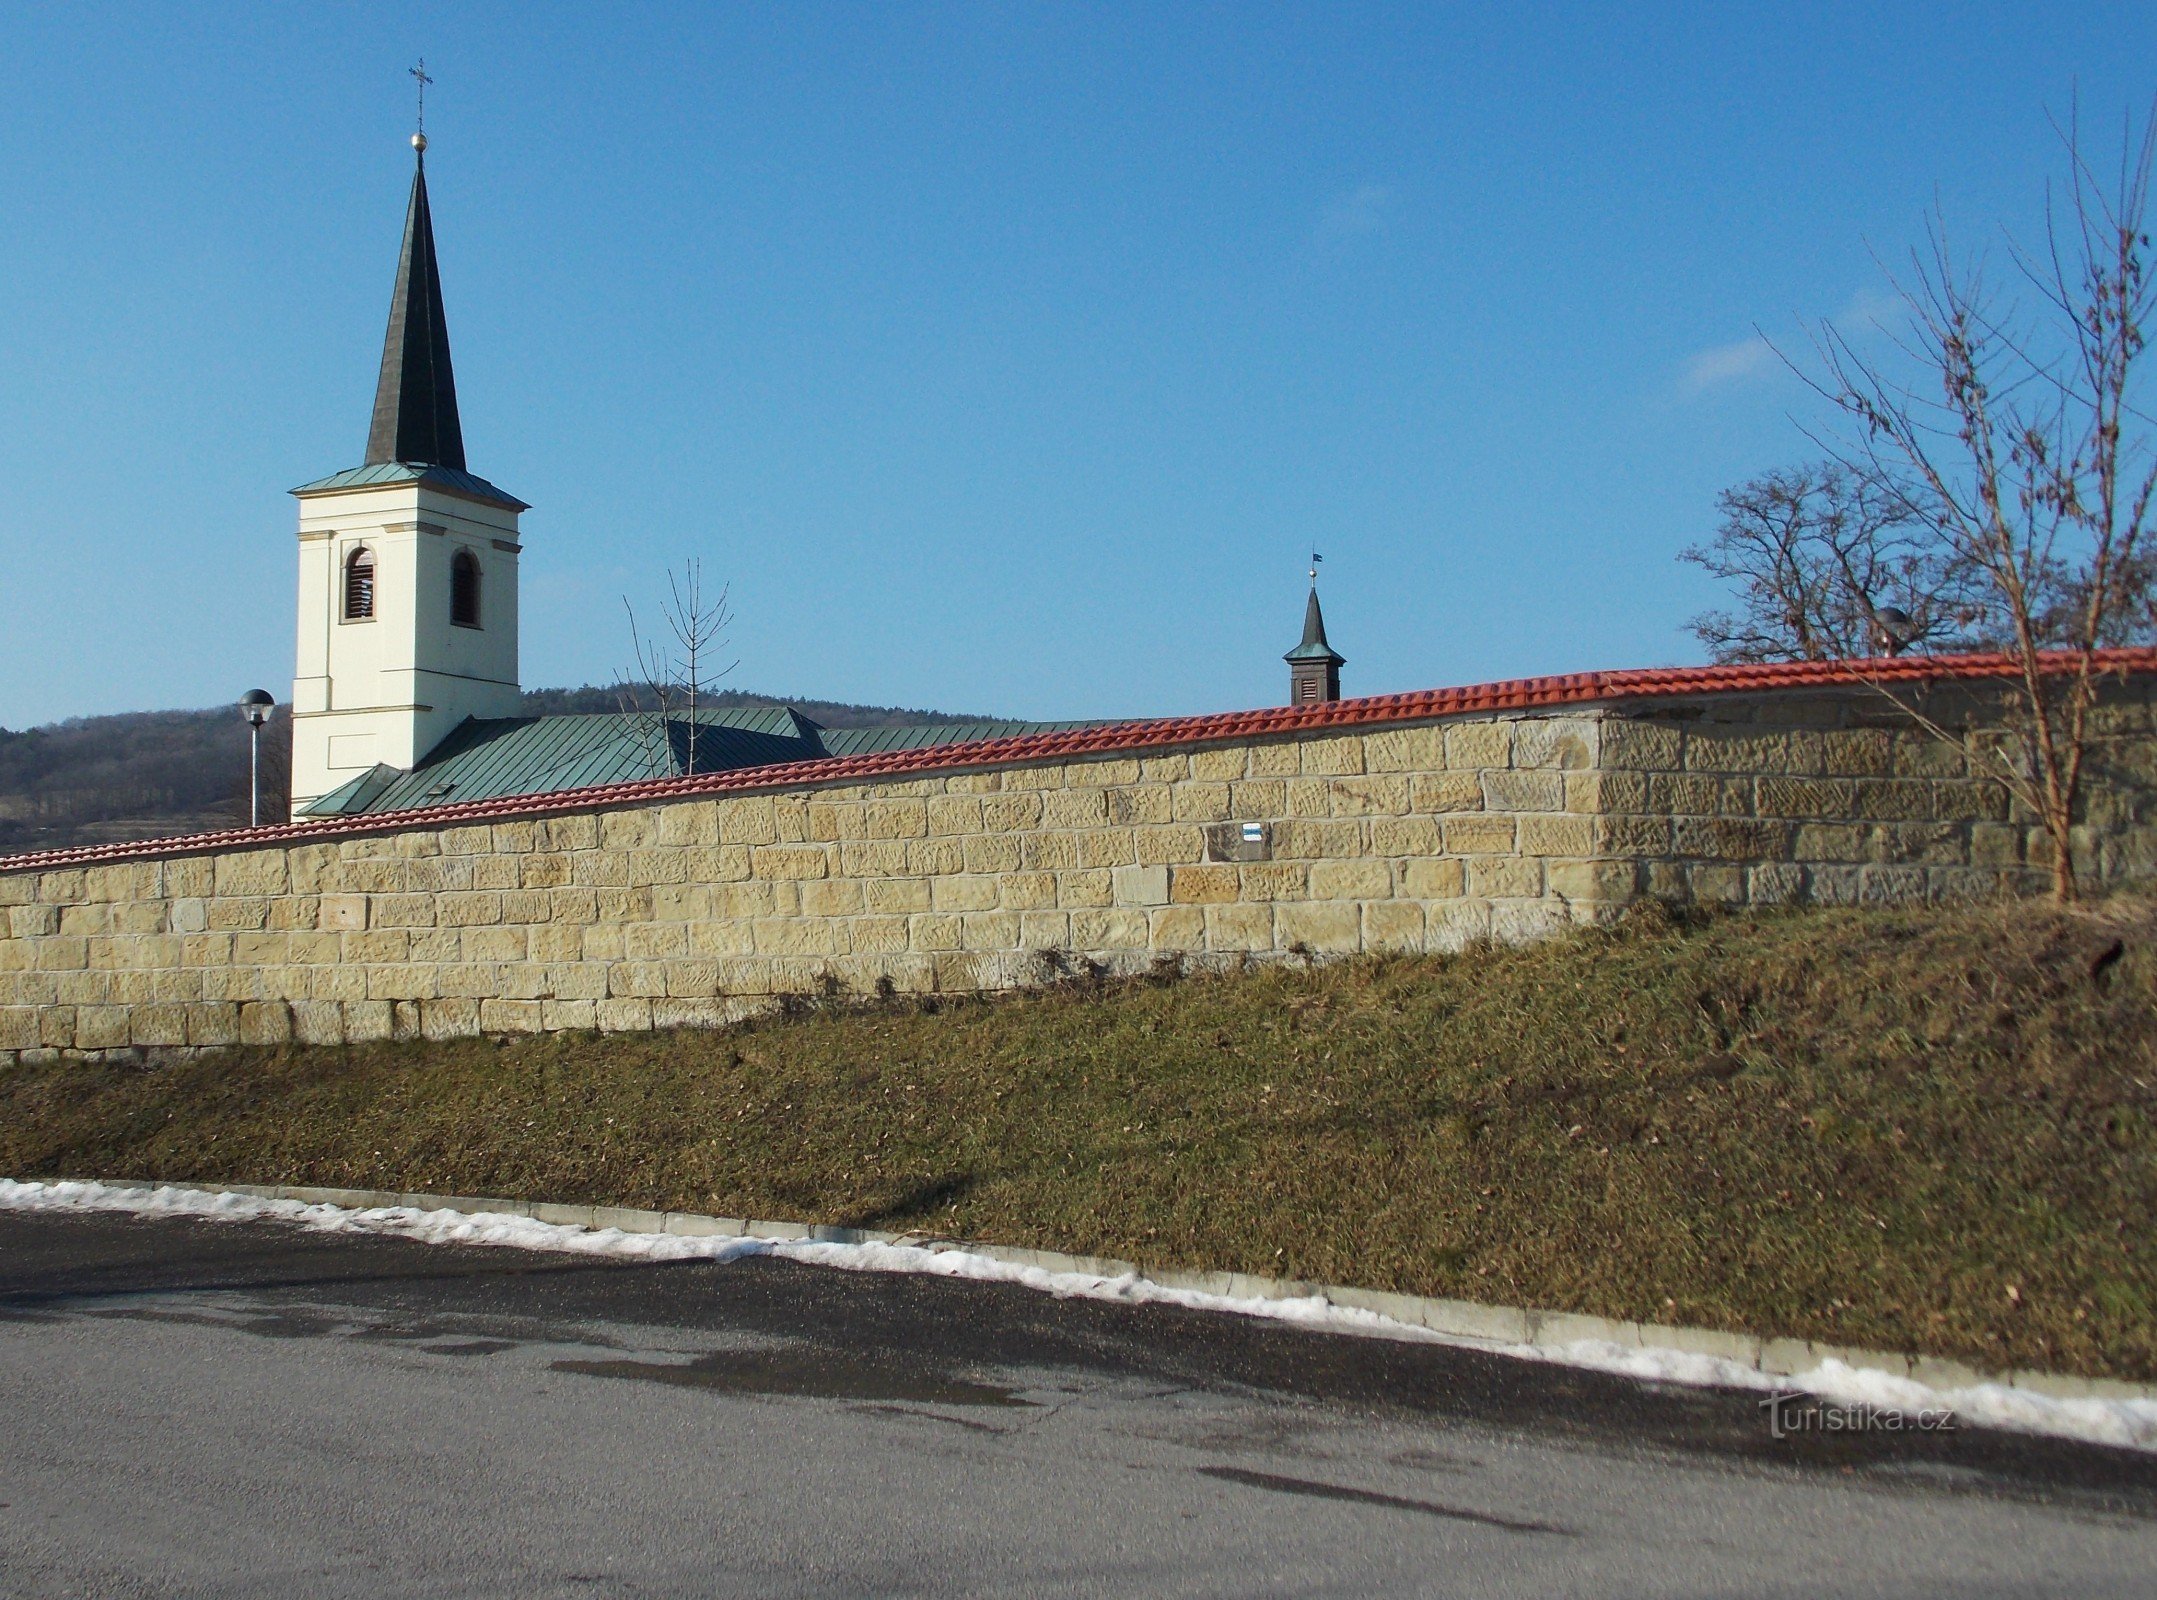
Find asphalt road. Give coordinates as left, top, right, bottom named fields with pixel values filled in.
left=1, top=1210, right=2152, bottom=1598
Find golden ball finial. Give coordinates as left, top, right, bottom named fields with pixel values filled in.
left=411, top=131, right=428, bottom=153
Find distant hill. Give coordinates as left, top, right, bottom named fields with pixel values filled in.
left=0, top=687, right=990, bottom=857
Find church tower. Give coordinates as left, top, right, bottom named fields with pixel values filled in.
left=288, top=133, right=527, bottom=811
left=1285, top=584, right=1345, bottom=705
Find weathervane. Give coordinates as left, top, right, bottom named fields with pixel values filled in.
left=1309, top=549, right=1323, bottom=584
left=409, top=59, right=433, bottom=151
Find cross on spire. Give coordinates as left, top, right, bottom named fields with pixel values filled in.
left=409, top=59, right=432, bottom=138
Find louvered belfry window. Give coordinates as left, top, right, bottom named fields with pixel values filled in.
left=451, top=549, right=482, bottom=628
left=343, top=547, right=376, bottom=620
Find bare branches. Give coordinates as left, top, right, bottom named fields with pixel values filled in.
left=1681, top=462, right=1986, bottom=663
left=1754, top=99, right=2157, bottom=900
left=619, top=559, right=738, bottom=778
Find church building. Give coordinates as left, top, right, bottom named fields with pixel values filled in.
left=289, top=137, right=1341, bottom=819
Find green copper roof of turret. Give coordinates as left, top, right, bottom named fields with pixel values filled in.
left=1285, top=586, right=1345, bottom=664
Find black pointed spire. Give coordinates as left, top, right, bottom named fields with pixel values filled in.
left=364, top=138, right=466, bottom=471
left=1285, top=586, right=1344, bottom=704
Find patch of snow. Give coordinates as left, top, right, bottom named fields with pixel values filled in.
left=5, top=1178, right=2152, bottom=1453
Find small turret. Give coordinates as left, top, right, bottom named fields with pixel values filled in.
left=1285, top=585, right=1345, bottom=705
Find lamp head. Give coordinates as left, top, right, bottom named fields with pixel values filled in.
left=239, top=689, right=275, bottom=729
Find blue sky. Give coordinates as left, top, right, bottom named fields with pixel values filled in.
left=2, top=3, right=2152, bottom=727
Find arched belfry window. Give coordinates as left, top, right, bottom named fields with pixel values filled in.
left=343, top=546, right=376, bottom=621
left=450, top=549, right=482, bottom=628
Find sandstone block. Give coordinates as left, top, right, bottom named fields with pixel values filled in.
left=1205, top=902, right=1273, bottom=951
left=290, top=1001, right=345, bottom=1046
left=627, top=849, right=691, bottom=887
left=214, top=853, right=288, bottom=898
left=1070, top=758, right=1143, bottom=788
left=1188, top=747, right=1248, bottom=781
left=1298, top=735, right=1365, bottom=777
left=1112, top=865, right=1170, bottom=906
left=1683, top=730, right=1790, bottom=774
left=1056, top=870, right=1113, bottom=908
left=1475, top=771, right=1561, bottom=815
left=982, top=793, right=1043, bottom=831
left=464, top=927, right=529, bottom=963
left=1069, top=909, right=1149, bottom=950
left=1099, top=790, right=1163, bottom=834
left=1237, top=862, right=1307, bottom=902
left=1445, top=722, right=1512, bottom=770
left=521, top=853, right=573, bottom=889
left=1410, top=771, right=1484, bottom=813
left=1747, top=862, right=1807, bottom=905
left=926, top=796, right=983, bottom=836
left=1361, top=725, right=1444, bottom=772
left=1275, top=902, right=1360, bottom=954
left=318, top=894, right=368, bottom=932
left=1363, top=900, right=1425, bottom=952
left=1247, top=741, right=1301, bottom=777
left=10, top=904, right=59, bottom=938
left=36, top=937, right=88, bottom=972
left=572, top=849, right=634, bottom=889
left=39, top=1005, right=77, bottom=1048
left=861, top=878, right=930, bottom=914
left=1754, top=776, right=1855, bottom=819
left=1147, top=906, right=1206, bottom=950
left=1283, top=779, right=1334, bottom=819
left=1170, top=865, right=1239, bottom=904
left=478, top=998, right=544, bottom=1034
left=1018, top=911, right=1070, bottom=949
left=1400, top=857, right=1465, bottom=899
left=592, top=998, right=650, bottom=1034
left=1468, top=857, right=1543, bottom=899
left=987, top=872, right=1052, bottom=911
left=959, top=911, right=1020, bottom=950
left=342, top=929, right=410, bottom=965
left=1599, top=719, right=1683, bottom=771
left=239, top=1001, right=293, bottom=1044
left=1171, top=782, right=1233, bottom=823
left=0, top=1007, right=40, bottom=1051
left=1309, top=860, right=1391, bottom=900
left=1444, top=816, right=1517, bottom=855
left=1511, top=719, right=1599, bottom=770
left=1327, top=776, right=1410, bottom=816
left=1369, top=816, right=1442, bottom=857
left=206, top=897, right=272, bottom=932
left=58, top=903, right=111, bottom=936
left=1547, top=859, right=1636, bottom=903
left=910, top=914, right=963, bottom=951
left=962, top=833, right=1024, bottom=874
left=1687, top=864, right=1747, bottom=904
left=751, top=845, right=830, bottom=881
left=909, top=837, right=967, bottom=875
left=1670, top=816, right=1788, bottom=860
left=1517, top=814, right=1595, bottom=857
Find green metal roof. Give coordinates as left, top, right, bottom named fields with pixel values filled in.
left=290, top=461, right=528, bottom=511
left=299, top=707, right=1102, bottom=817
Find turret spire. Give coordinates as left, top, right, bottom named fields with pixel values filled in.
left=1285, top=574, right=1345, bottom=705
left=364, top=138, right=466, bottom=471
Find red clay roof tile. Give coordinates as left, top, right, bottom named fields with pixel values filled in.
left=6, top=649, right=2152, bottom=875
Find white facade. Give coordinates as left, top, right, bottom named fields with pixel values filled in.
left=290, top=479, right=522, bottom=809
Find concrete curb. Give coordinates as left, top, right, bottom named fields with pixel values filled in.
left=67, top=1177, right=2157, bottom=1407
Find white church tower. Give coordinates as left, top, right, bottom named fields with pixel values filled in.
left=288, top=133, right=527, bottom=812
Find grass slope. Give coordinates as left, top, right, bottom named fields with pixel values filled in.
left=5, top=901, right=2153, bottom=1379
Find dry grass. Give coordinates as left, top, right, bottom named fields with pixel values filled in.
left=5, top=899, right=2154, bottom=1378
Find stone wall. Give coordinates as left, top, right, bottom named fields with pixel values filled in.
left=4, top=679, right=2152, bottom=1064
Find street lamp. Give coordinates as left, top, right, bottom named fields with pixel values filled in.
left=239, top=690, right=275, bottom=826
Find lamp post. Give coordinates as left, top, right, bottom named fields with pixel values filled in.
left=239, top=690, right=275, bottom=826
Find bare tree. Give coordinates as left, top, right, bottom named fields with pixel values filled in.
left=1682, top=461, right=1987, bottom=661
left=620, top=559, right=738, bottom=778
left=1754, top=103, right=2156, bottom=901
